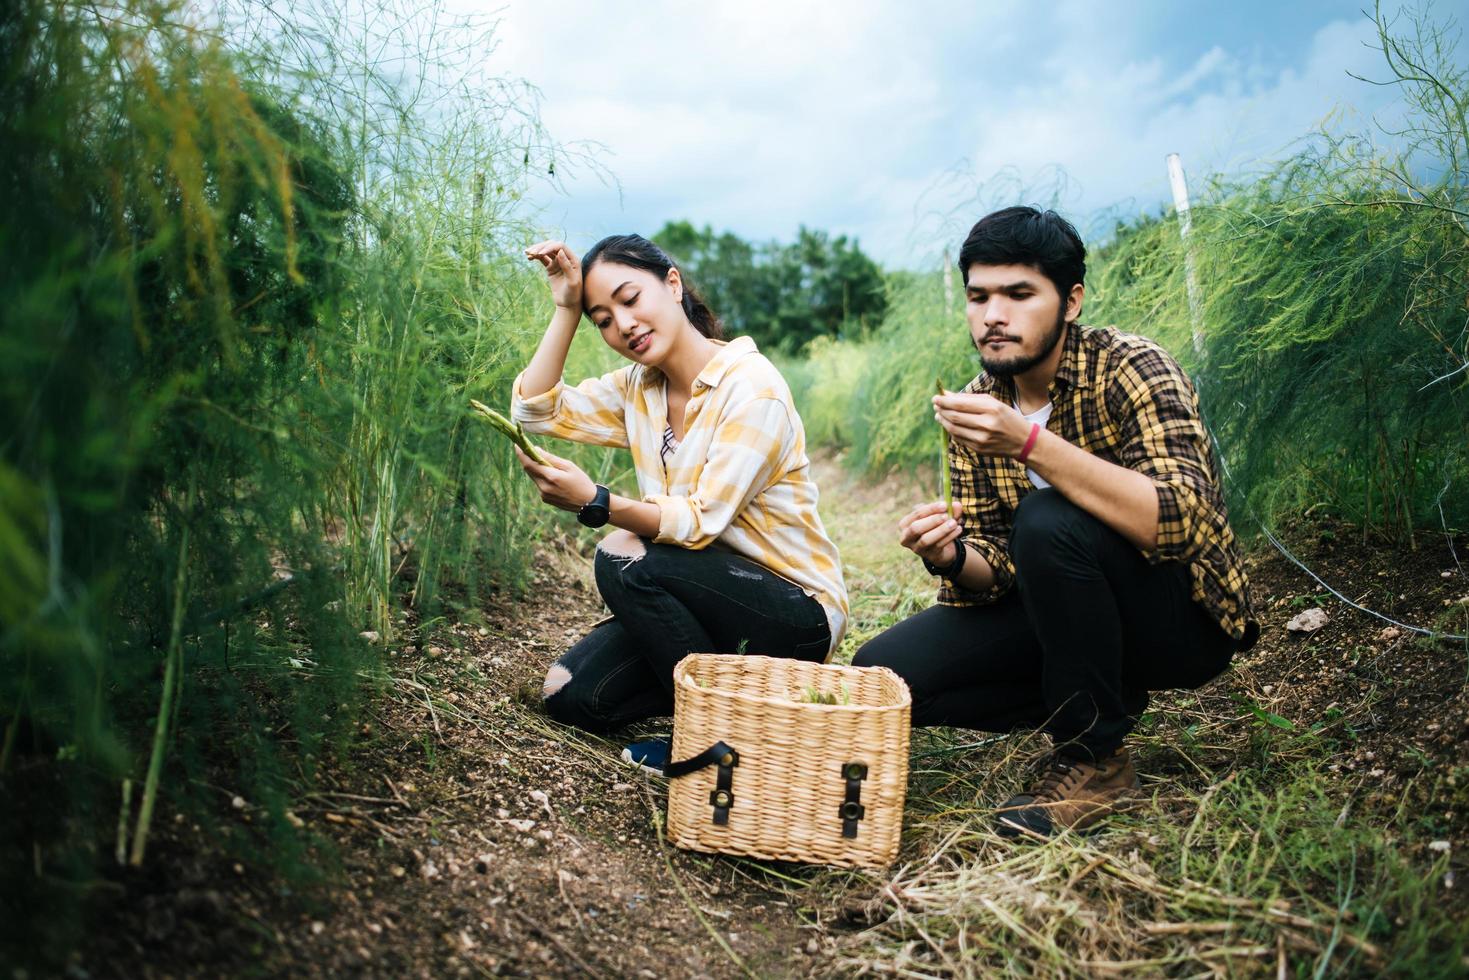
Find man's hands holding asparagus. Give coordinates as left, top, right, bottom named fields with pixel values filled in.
left=932, top=391, right=1032, bottom=458
left=898, top=501, right=963, bottom=567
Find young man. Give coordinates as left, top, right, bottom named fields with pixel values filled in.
left=853, top=206, right=1257, bottom=839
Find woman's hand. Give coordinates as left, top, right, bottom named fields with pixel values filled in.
left=525, top=240, right=583, bottom=311
left=515, top=447, right=597, bottom=512
left=898, top=500, right=963, bottom=565
left=933, top=391, right=1031, bottom=458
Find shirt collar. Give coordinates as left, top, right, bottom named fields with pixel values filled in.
left=1052, top=321, right=1091, bottom=392
left=697, top=335, right=758, bottom=388
left=640, top=335, right=758, bottom=389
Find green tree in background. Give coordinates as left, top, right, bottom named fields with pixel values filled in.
left=654, top=221, right=887, bottom=353
left=653, top=220, right=762, bottom=337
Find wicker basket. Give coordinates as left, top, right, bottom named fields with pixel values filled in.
left=665, top=653, right=911, bottom=869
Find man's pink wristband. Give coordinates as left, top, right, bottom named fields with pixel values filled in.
left=1017, top=422, right=1041, bottom=465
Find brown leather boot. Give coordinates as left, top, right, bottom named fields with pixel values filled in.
left=995, top=746, right=1140, bottom=839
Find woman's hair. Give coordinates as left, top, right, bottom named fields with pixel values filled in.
left=582, top=234, right=724, bottom=340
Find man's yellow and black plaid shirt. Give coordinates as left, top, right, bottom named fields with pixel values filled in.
left=941, top=323, right=1259, bottom=648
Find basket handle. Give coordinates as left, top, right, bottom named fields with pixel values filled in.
left=665, top=741, right=740, bottom=825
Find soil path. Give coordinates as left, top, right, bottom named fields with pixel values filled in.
left=243, top=454, right=933, bottom=978
left=81, top=455, right=1468, bottom=978
left=95, top=456, right=913, bottom=979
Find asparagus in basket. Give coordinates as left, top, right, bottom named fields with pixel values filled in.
left=469, top=398, right=547, bottom=464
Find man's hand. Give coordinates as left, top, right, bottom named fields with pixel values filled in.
left=515, top=447, right=597, bottom=512
left=934, top=391, right=1031, bottom=458
left=898, top=500, right=963, bottom=566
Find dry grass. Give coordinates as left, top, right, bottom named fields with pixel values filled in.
left=503, top=454, right=1466, bottom=977
left=825, top=725, right=1408, bottom=978
left=780, top=457, right=1462, bottom=977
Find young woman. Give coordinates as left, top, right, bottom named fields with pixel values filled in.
left=510, top=234, right=848, bottom=771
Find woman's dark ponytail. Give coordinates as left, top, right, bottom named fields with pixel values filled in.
left=582, top=234, right=725, bottom=340
left=679, top=284, right=722, bottom=340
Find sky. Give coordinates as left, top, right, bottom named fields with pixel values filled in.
left=480, top=0, right=1438, bottom=268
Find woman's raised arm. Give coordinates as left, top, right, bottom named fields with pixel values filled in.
left=520, top=240, right=584, bottom=398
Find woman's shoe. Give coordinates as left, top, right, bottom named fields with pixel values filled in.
left=620, top=736, right=671, bottom=776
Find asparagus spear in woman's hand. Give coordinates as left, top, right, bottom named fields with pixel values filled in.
left=469, top=399, right=547, bottom=464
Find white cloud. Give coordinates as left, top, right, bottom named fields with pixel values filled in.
left=472, top=1, right=1430, bottom=266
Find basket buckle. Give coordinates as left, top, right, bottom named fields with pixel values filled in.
left=663, top=740, right=740, bottom=826
left=709, top=748, right=739, bottom=825
left=840, top=762, right=868, bottom=838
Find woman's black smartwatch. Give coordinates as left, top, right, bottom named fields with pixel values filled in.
left=922, top=541, right=967, bottom=579
left=577, top=484, right=611, bottom=528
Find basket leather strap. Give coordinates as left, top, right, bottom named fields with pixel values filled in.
left=664, top=741, right=740, bottom=826
left=839, top=762, right=868, bottom=838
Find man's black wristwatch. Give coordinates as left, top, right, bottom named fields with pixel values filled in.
left=576, top=484, right=611, bottom=528
left=922, top=541, right=967, bottom=579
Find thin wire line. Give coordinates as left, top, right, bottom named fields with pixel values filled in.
left=1208, top=425, right=1466, bottom=643
left=1259, top=525, right=1465, bottom=642
left=1436, top=474, right=1463, bottom=576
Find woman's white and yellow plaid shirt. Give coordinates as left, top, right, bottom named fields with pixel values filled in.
left=512, top=336, right=849, bottom=655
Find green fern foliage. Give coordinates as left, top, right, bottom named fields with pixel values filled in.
left=0, top=0, right=569, bottom=959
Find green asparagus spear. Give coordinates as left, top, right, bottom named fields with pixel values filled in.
left=935, top=377, right=952, bottom=515
left=799, top=684, right=851, bottom=705
left=469, top=399, right=547, bottom=464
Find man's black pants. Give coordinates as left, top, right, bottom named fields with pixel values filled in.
left=852, top=488, right=1236, bottom=759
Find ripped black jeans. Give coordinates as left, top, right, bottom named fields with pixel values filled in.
left=543, top=535, right=831, bottom=732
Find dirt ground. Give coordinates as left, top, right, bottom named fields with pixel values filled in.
left=66, top=458, right=1469, bottom=978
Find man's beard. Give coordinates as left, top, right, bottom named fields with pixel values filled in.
left=975, top=306, right=1067, bottom=378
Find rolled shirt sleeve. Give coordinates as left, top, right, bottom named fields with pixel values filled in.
left=510, top=367, right=632, bottom=449
left=1107, top=348, right=1222, bottom=564
left=940, top=440, right=1016, bottom=604
left=644, top=395, right=794, bottom=550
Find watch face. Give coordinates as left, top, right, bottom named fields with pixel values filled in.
left=578, top=486, right=612, bottom=528
left=577, top=504, right=610, bottom=528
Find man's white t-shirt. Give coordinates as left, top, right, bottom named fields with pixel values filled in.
left=1016, top=400, right=1053, bottom=489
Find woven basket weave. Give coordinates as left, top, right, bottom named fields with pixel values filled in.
left=665, top=653, right=911, bottom=869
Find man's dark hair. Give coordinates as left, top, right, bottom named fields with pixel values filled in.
left=957, top=206, right=1086, bottom=297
